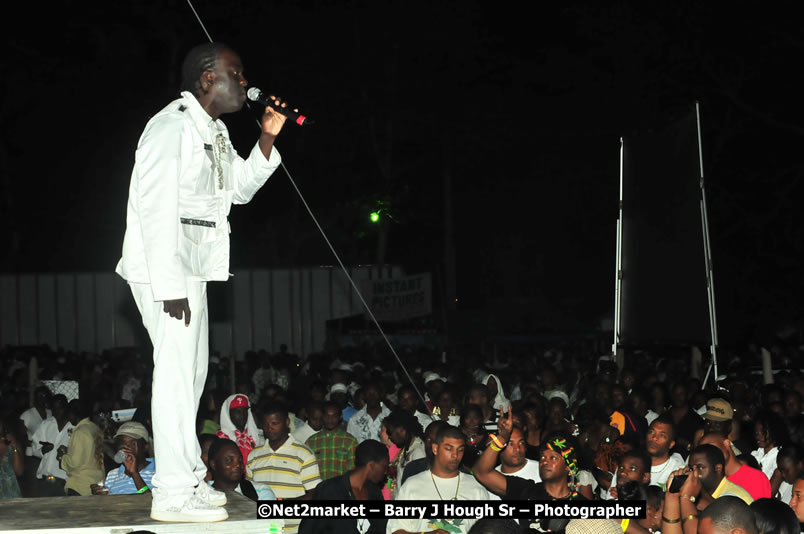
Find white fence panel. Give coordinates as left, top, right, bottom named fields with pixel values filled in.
left=0, top=266, right=404, bottom=360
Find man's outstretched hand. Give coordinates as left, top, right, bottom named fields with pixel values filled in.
left=163, top=298, right=191, bottom=326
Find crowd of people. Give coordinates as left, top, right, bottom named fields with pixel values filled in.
left=2, top=341, right=804, bottom=534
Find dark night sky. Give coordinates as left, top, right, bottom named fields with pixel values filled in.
left=2, top=2, right=803, bottom=346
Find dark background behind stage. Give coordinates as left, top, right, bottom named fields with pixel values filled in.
left=2, top=2, right=803, bottom=346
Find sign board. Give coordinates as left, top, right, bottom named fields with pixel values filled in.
left=360, top=273, right=432, bottom=322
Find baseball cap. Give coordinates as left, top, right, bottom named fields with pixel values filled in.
left=229, top=394, right=250, bottom=409
left=703, top=398, right=733, bottom=421
left=546, top=390, right=571, bottom=409
left=330, top=383, right=348, bottom=395
left=114, top=422, right=150, bottom=441
left=423, top=372, right=446, bottom=385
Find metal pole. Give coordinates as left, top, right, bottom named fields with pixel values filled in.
left=613, top=138, right=625, bottom=356
left=696, top=102, right=721, bottom=389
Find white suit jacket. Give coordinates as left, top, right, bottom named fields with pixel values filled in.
left=116, top=91, right=281, bottom=301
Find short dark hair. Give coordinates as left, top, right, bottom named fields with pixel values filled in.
left=322, top=401, right=341, bottom=414
left=750, top=498, right=800, bottom=534
left=424, top=420, right=450, bottom=439
left=434, top=425, right=466, bottom=444
left=179, top=42, right=232, bottom=96
left=199, top=433, right=217, bottom=449
left=67, top=398, right=91, bottom=420
left=259, top=402, right=289, bottom=421
left=701, top=430, right=728, bottom=443
left=618, top=480, right=647, bottom=501
left=645, top=485, right=664, bottom=510
left=398, top=384, right=416, bottom=397
left=467, top=518, right=520, bottom=534
left=691, top=444, right=726, bottom=470
left=700, top=496, right=758, bottom=534
left=649, top=415, right=676, bottom=442
left=208, top=437, right=239, bottom=464
left=622, top=449, right=652, bottom=473
left=467, top=384, right=490, bottom=400
left=778, top=444, right=804, bottom=465
left=354, top=439, right=388, bottom=468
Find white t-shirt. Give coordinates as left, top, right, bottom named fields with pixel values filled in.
left=20, top=407, right=51, bottom=456
left=415, top=410, right=436, bottom=432
left=751, top=446, right=779, bottom=480
left=31, top=417, right=73, bottom=479
left=387, top=470, right=490, bottom=534
left=577, top=469, right=597, bottom=492
left=489, top=459, right=541, bottom=500
left=651, top=453, right=686, bottom=491
left=291, top=422, right=317, bottom=445
left=779, top=480, right=792, bottom=503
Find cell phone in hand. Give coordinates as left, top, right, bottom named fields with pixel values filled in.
left=669, top=474, right=688, bottom=493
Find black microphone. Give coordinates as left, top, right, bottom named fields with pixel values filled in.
left=246, top=87, right=314, bottom=126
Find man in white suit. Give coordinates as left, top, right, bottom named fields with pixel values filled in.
left=116, top=42, right=289, bottom=522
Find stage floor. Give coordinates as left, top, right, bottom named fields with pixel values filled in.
left=0, top=491, right=282, bottom=534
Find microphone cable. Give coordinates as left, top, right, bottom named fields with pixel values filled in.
left=184, top=0, right=436, bottom=419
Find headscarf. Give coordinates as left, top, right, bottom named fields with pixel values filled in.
left=217, top=394, right=264, bottom=464
left=481, top=373, right=510, bottom=411
left=545, top=436, right=580, bottom=499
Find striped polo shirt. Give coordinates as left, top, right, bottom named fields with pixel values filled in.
left=246, top=434, right=321, bottom=533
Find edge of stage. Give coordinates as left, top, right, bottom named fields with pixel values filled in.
left=0, top=491, right=283, bottom=534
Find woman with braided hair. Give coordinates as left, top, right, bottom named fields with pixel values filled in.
left=473, top=408, right=587, bottom=533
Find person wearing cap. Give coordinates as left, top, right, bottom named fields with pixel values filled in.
left=217, top=394, right=263, bottom=468
left=92, top=422, right=155, bottom=495
left=328, top=383, right=356, bottom=423
left=694, top=398, right=741, bottom=454
left=422, top=372, right=446, bottom=412
left=565, top=519, right=623, bottom=534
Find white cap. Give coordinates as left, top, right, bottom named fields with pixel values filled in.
left=330, top=383, right=348, bottom=394
left=546, top=390, right=570, bottom=408
left=423, top=372, right=446, bottom=385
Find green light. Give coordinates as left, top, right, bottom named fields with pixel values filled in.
left=370, top=211, right=380, bottom=223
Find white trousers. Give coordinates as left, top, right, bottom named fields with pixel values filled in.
left=129, top=281, right=208, bottom=502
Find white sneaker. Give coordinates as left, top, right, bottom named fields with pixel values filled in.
left=150, top=495, right=229, bottom=522
left=195, top=482, right=227, bottom=506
